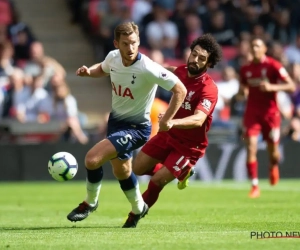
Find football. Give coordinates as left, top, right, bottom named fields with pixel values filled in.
left=48, top=152, right=78, bottom=181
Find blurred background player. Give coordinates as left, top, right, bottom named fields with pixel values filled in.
left=240, top=37, right=295, bottom=198
left=128, top=34, right=222, bottom=217
left=66, top=22, right=187, bottom=228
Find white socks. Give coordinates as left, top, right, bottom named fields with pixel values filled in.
left=85, top=179, right=144, bottom=214
left=123, top=183, right=145, bottom=214
left=85, top=179, right=102, bottom=207
left=252, top=178, right=259, bottom=186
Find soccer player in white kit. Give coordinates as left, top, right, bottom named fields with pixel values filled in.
left=67, top=22, right=187, bottom=228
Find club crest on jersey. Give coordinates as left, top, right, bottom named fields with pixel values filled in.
left=111, top=82, right=134, bottom=99
left=186, top=91, right=195, bottom=101
left=131, top=74, right=136, bottom=84
left=201, top=99, right=211, bottom=111
left=261, top=68, right=267, bottom=77
left=246, top=71, right=252, bottom=77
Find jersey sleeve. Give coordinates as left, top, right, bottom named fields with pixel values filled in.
left=144, top=60, right=179, bottom=91
left=196, top=83, right=218, bottom=115
left=101, top=50, right=115, bottom=73
left=272, top=60, right=289, bottom=82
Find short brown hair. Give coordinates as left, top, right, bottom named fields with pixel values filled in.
left=114, top=22, right=139, bottom=41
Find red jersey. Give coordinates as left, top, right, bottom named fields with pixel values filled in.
left=240, top=56, right=288, bottom=113
left=168, top=65, right=218, bottom=149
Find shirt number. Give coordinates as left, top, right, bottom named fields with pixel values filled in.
left=116, top=134, right=132, bottom=146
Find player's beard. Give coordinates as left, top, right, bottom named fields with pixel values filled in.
left=187, top=62, right=207, bottom=76
left=122, top=50, right=138, bottom=63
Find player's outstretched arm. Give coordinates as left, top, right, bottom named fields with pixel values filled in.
left=159, top=81, right=187, bottom=131
left=76, top=63, right=109, bottom=78
left=171, top=109, right=208, bottom=129
left=259, top=75, right=296, bottom=93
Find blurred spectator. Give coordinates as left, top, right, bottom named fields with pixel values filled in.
left=14, top=75, right=51, bottom=123
left=67, top=0, right=84, bottom=24
left=228, top=39, right=252, bottom=72
left=235, top=3, right=262, bottom=35
left=0, top=24, right=7, bottom=44
left=183, top=12, right=203, bottom=53
left=149, top=49, right=165, bottom=66
left=2, top=67, right=26, bottom=119
left=0, top=41, right=14, bottom=88
left=145, top=2, right=178, bottom=58
left=286, top=118, right=300, bottom=141
left=47, top=71, right=65, bottom=92
left=284, top=33, right=300, bottom=64
left=0, top=0, right=13, bottom=26
left=207, top=10, right=236, bottom=46
left=285, top=63, right=300, bottom=141
left=96, top=0, right=122, bottom=56
left=198, top=0, right=220, bottom=32
left=8, top=10, right=36, bottom=64
left=277, top=91, right=293, bottom=120
left=182, top=47, right=190, bottom=62
left=230, top=87, right=247, bottom=119
left=148, top=49, right=172, bottom=102
left=213, top=66, right=239, bottom=128
left=49, top=83, right=89, bottom=144
left=290, top=63, right=300, bottom=117
left=131, top=0, right=152, bottom=25
left=0, top=86, right=4, bottom=117
left=251, top=24, right=271, bottom=44
left=23, top=42, right=66, bottom=88
left=170, top=0, right=189, bottom=56
left=159, top=0, right=175, bottom=10
left=216, top=66, right=239, bottom=107
left=270, top=9, right=293, bottom=45
left=268, top=41, right=289, bottom=67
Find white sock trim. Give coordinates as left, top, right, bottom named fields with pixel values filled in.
left=85, top=179, right=102, bottom=207
left=252, top=178, right=259, bottom=186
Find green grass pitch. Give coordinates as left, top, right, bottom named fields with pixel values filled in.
left=0, top=180, right=299, bottom=250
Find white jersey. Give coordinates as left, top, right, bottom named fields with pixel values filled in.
left=101, top=49, right=179, bottom=125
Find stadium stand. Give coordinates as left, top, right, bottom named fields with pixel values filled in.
left=1, top=0, right=300, bottom=145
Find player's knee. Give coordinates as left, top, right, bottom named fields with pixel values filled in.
left=85, top=152, right=102, bottom=170
left=247, top=143, right=257, bottom=156
left=112, top=166, right=131, bottom=179
left=132, top=156, right=145, bottom=175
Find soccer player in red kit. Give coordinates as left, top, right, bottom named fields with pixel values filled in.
left=123, top=34, right=222, bottom=227
left=240, top=38, right=295, bottom=198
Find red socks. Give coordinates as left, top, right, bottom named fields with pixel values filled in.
left=142, top=180, right=163, bottom=208
left=247, top=161, right=258, bottom=180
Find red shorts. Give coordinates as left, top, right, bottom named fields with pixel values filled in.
left=243, top=111, right=281, bottom=143
left=141, top=132, right=204, bottom=181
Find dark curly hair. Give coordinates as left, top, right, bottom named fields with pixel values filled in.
left=190, top=34, right=222, bottom=68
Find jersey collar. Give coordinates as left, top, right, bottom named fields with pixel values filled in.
left=130, top=52, right=141, bottom=66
